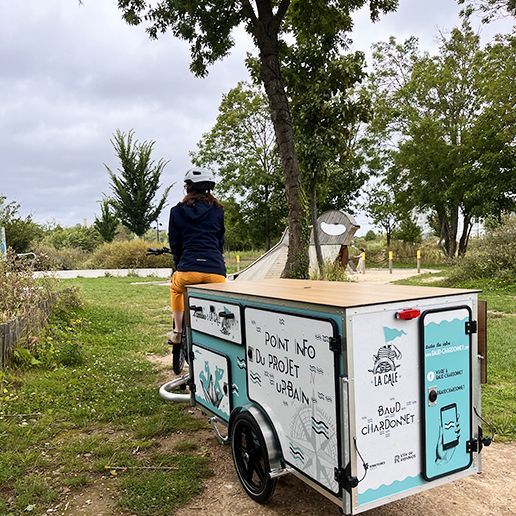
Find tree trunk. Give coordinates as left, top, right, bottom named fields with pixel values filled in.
left=249, top=2, right=308, bottom=278
left=448, top=206, right=459, bottom=258
left=310, top=183, right=324, bottom=276
left=386, top=229, right=391, bottom=251
left=458, top=213, right=473, bottom=257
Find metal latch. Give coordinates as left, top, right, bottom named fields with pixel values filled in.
left=329, top=336, right=341, bottom=352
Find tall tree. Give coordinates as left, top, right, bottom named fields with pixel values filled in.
left=118, top=0, right=398, bottom=278
left=94, top=198, right=119, bottom=242
left=366, top=22, right=515, bottom=257
left=106, top=130, right=172, bottom=238
left=282, top=40, right=370, bottom=270
left=192, top=83, right=286, bottom=250
left=363, top=183, right=404, bottom=250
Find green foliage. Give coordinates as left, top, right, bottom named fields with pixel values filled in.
left=458, top=0, right=516, bottom=21
left=192, top=83, right=286, bottom=250
left=0, top=195, right=43, bottom=253
left=94, top=198, right=119, bottom=242
left=284, top=41, right=369, bottom=210
left=367, top=22, right=515, bottom=257
left=87, top=239, right=172, bottom=269
left=393, top=218, right=422, bottom=244
left=220, top=198, right=264, bottom=251
left=42, top=224, right=102, bottom=252
left=365, top=230, right=377, bottom=241
left=448, top=216, right=516, bottom=284
left=106, top=129, right=172, bottom=237
left=363, top=183, right=404, bottom=247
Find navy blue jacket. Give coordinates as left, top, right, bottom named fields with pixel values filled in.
left=168, top=201, right=226, bottom=276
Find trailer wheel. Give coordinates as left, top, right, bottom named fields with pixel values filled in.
left=231, top=411, right=277, bottom=503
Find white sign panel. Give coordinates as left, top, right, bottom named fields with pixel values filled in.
left=350, top=308, right=421, bottom=505
left=245, top=308, right=340, bottom=494
left=189, top=297, right=242, bottom=344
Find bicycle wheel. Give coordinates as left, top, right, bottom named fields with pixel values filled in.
left=172, top=329, right=187, bottom=374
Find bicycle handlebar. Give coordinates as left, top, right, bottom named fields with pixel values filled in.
left=146, top=247, right=172, bottom=256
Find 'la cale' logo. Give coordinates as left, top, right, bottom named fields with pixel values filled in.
left=369, top=327, right=406, bottom=387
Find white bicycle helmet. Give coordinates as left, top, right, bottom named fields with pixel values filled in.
left=184, top=167, right=216, bottom=191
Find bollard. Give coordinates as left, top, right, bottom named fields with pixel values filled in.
left=417, top=249, right=421, bottom=274
left=389, top=250, right=393, bottom=274
left=236, top=254, right=241, bottom=272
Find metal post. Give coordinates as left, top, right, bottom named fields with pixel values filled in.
left=389, top=250, right=393, bottom=274
left=0, top=227, right=6, bottom=259
left=417, top=249, right=421, bottom=274
left=236, top=254, right=241, bottom=272
left=156, top=221, right=161, bottom=243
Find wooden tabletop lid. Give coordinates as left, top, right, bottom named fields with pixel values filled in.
left=188, top=279, right=478, bottom=309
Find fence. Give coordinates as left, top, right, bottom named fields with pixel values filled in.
left=0, top=299, right=54, bottom=368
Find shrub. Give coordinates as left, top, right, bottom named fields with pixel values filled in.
left=448, top=216, right=516, bottom=284
left=86, top=240, right=172, bottom=269
left=42, top=225, right=103, bottom=252
left=310, top=260, right=349, bottom=282
left=0, top=253, right=56, bottom=323
left=32, top=243, right=89, bottom=270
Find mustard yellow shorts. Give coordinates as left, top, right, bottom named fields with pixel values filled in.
left=170, top=271, right=226, bottom=311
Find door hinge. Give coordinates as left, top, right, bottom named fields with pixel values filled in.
left=466, top=438, right=478, bottom=453
left=329, top=336, right=341, bottom=352
left=465, top=320, right=478, bottom=335
left=334, top=467, right=358, bottom=489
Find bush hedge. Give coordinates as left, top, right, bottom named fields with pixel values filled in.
left=448, top=217, right=516, bottom=284
left=86, top=240, right=172, bottom=269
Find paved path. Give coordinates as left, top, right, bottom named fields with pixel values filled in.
left=33, top=268, right=172, bottom=279
left=35, top=267, right=438, bottom=284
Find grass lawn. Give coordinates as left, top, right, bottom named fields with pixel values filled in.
left=1, top=273, right=514, bottom=514
left=0, top=277, right=210, bottom=515
left=397, top=274, right=516, bottom=441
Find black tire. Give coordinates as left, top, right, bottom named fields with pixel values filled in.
left=172, top=330, right=187, bottom=375
left=230, top=411, right=277, bottom=503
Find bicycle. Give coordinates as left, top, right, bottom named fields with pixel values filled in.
left=146, top=247, right=188, bottom=375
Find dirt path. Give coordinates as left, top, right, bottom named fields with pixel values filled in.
left=349, top=268, right=441, bottom=284
left=176, top=429, right=516, bottom=516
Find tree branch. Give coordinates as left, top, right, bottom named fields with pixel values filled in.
left=240, top=0, right=258, bottom=24
left=275, top=0, right=290, bottom=23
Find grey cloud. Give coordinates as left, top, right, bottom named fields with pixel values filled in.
left=0, top=0, right=511, bottom=232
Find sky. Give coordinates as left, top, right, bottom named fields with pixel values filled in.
left=0, top=0, right=511, bottom=234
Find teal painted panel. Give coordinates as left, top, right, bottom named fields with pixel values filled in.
left=421, top=308, right=472, bottom=481
left=192, top=331, right=250, bottom=412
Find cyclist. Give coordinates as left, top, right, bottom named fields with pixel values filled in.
left=168, top=168, right=226, bottom=364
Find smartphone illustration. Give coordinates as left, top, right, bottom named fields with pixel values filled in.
left=440, top=403, right=459, bottom=450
